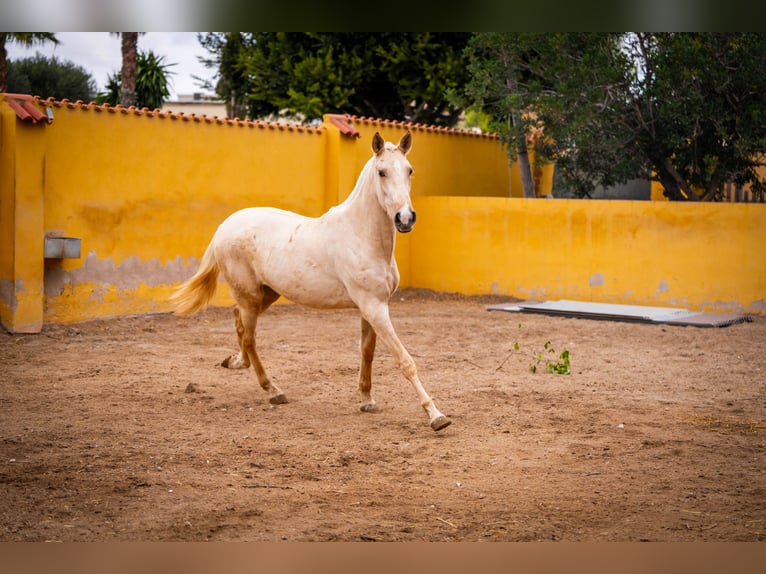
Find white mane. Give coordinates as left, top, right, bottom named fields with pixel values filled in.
left=328, top=155, right=376, bottom=214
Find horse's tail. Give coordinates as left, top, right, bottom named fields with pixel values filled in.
left=171, top=242, right=220, bottom=316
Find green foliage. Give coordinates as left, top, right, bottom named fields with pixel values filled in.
left=1, top=32, right=58, bottom=46
left=462, top=32, right=766, bottom=201
left=544, top=345, right=571, bottom=375
left=0, top=32, right=60, bottom=92
left=135, top=51, right=175, bottom=110
left=206, top=33, right=470, bottom=125
left=197, top=32, right=250, bottom=119
left=627, top=33, right=766, bottom=201
left=513, top=325, right=571, bottom=375
left=461, top=106, right=494, bottom=132
left=527, top=341, right=571, bottom=375
left=6, top=52, right=96, bottom=101
left=96, top=50, right=175, bottom=110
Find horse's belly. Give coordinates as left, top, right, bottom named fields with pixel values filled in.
left=257, top=241, right=347, bottom=307
left=275, top=274, right=355, bottom=309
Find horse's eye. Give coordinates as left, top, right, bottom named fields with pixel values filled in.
left=378, top=170, right=386, bottom=178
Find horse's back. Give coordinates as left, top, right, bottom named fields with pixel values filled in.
left=212, top=207, right=357, bottom=308
left=218, top=206, right=306, bottom=232
left=213, top=207, right=308, bottom=252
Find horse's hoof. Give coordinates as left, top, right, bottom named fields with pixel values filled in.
left=360, top=402, right=379, bottom=413
left=269, top=394, right=288, bottom=405
left=221, top=355, right=247, bottom=369
left=430, top=416, right=452, bottom=432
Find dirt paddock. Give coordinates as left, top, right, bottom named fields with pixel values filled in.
left=1, top=289, right=764, bottom=541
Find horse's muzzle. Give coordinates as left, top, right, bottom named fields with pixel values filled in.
left=395, top=210, right=416, bottom=233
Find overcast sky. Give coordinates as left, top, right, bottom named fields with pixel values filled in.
left=6, top=32, right=215, bottom=100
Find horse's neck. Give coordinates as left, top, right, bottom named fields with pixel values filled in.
left=333, top=159, right=396, bottom=257
left=332, top=158, right=374, bottom=211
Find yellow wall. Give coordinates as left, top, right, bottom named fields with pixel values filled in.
left=1, top=96, right=763, bottom=333
left=0, top=104, right=47, bottom=332
left=409, top=196, right=765, bottom=313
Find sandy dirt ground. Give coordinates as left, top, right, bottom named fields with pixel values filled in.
left=1, top=289, right=764, bottom=542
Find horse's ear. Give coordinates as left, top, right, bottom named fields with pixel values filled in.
left=398, top=131, right=412, bottom=155
left=372, top=132, right=385, bottom=155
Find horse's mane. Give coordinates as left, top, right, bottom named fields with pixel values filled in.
left=328, top=154, right=376, bottom=214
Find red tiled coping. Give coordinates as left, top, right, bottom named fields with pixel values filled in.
left=3, top=95, right=499, bottom=138
left=2, top=93, right=51, bottom=124
left=3, top=95, right=324, bottom=134
left=326, top=113, right=360, bottom=137
left=344, top=114, right=499, bottom=139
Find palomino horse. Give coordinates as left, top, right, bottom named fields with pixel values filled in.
left=172, top=131, right=451, bottom=431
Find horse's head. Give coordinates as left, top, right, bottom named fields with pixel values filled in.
left=372, top=131, right=416, bottom=233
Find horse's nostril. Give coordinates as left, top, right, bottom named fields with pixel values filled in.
left=395, top=210, right=414, bottom=227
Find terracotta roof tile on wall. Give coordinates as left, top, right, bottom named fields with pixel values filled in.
left=2, top=93, right=52, bottom=124
left=325, top=114, right=361, bottom=137
left=2, top=95, right=325, bottom=134
left=347, top=115, right=499, bottom=139
left=3, top=94, right=496, bottom=139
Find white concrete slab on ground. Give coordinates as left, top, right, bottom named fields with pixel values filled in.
left=486, top=299, right=751, bottom=328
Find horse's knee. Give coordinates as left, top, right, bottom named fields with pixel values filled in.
left=399, top=357, right=417, bottom=380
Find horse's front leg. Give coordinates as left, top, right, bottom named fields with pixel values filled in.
left=358, top=318, right=379, bottom=412
left=360, top=301, right=451, bottom=431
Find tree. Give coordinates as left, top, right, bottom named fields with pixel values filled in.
left=134, top=51, right=175, bottom=110
left=464, top=33, right=766, bottom=201
left=97, top=50, right=175, bottom=110
left=6, top=53, right=96, bottom=101
left=463, top=33, right=549, bottom=197
left=211, top=33, right=470, bottom=125
left=119, top=32, right=139, bottom=107
left=625, top=33, right=766, bottom=201
left=0, top=32, right=58, bottom=92
left=198, top=32, right=251, bottom=119
left=464, top=33, right=633, bottom=198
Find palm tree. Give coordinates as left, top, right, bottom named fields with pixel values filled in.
left=0, top=33, right=59, bottom=92
left=135, top=51, right=175, bottom=110
left=96, top=50, right=175, bottom=110
left=120, top=32, right=139, bottom=107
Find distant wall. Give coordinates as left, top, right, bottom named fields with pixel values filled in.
left=1, top=94, right=762, bottom=333
left=408, top=197, right=765, bottom=314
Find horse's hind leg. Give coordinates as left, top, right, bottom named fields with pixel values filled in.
left=220, top=307, right=251, bottom=369
left=358, top=318, right=379, bottom=412
left=222, top=287, right=280, bottom=369
left=224, top=288, right=287, bottom=405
